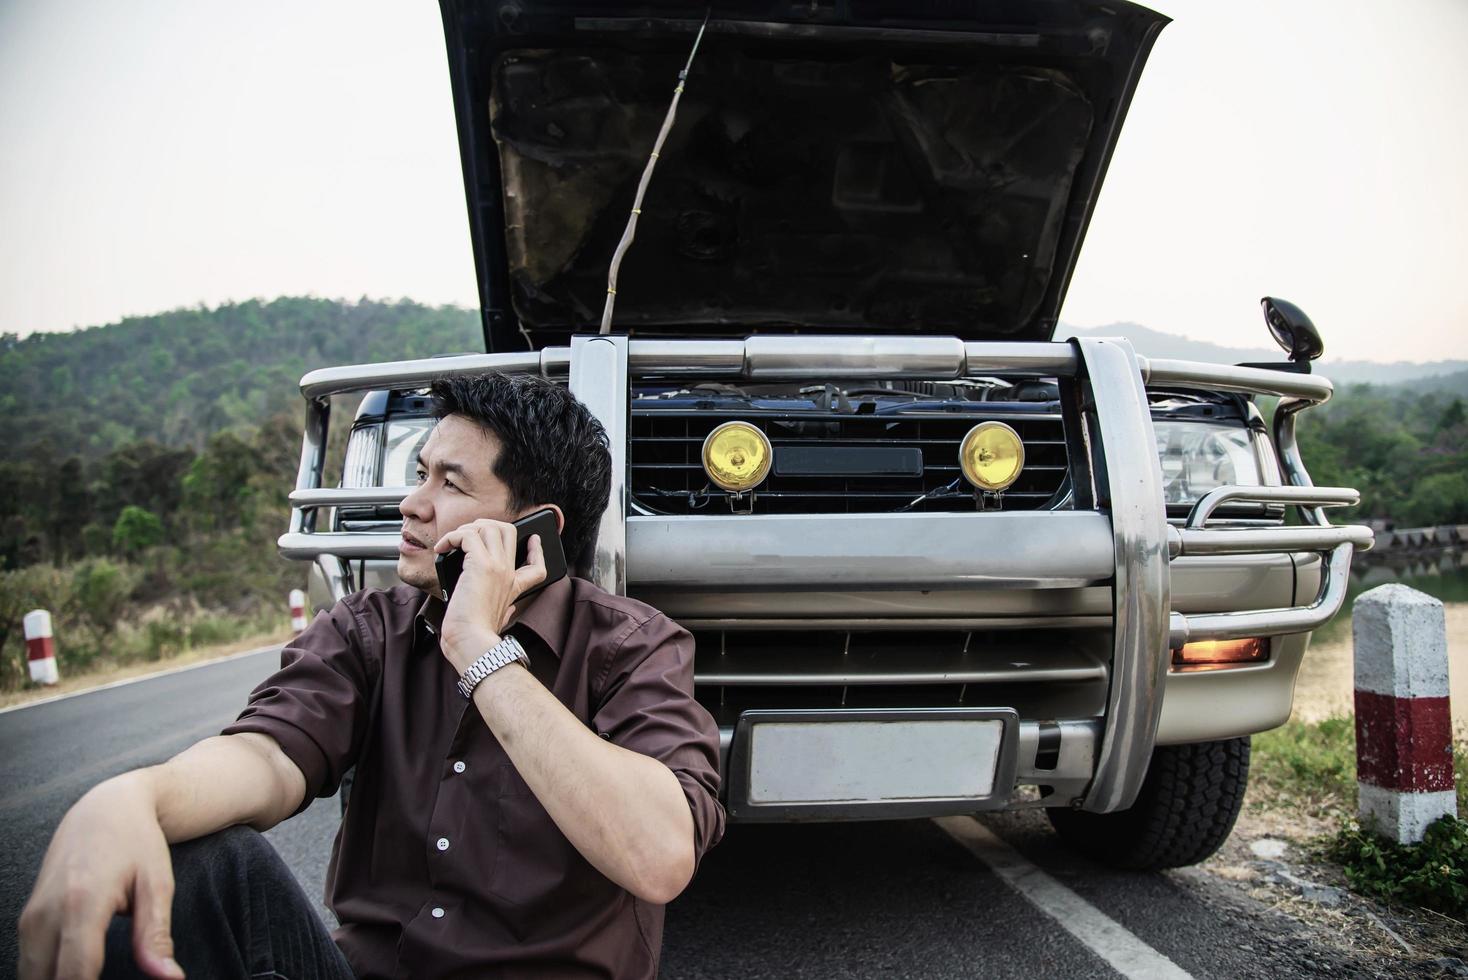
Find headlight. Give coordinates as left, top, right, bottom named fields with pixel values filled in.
left=958, top=421, right=1024, bottom=492
left=1154, top=421, right=1260, bottom=505
left=701, top=422, right=772, bottom=492
left=342, top=425, right=384, bottom=489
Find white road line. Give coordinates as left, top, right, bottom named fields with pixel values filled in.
left=0, top=643, right=283, bottom=716
left=935, top=816, right=1194, bottom=980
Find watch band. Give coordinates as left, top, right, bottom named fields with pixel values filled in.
left=456, top=635, right=530, bottom=699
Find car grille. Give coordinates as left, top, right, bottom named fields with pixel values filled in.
left=629, top=410, right=1069, bottom=514
left=691, top=628, right=1111, bottom=728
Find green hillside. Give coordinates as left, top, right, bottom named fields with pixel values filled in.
left=0, top=298, right=484, bottom=690
left=0, top=296, right=481, bottom=462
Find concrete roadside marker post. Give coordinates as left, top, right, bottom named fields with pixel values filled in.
left=24, top=609, right=59, bottom=686
left=290, top=588, right=308, bottom=636
left=1353, top=583, right=1457, bottom=844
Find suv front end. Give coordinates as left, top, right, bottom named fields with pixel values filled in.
left=282, top=337, right=1369, bottom=840
left=279, top=1, right=1372, bottom=868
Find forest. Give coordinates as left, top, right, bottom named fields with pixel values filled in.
left=0, top=298, right=480, bottom=690
left=0, top=296, right=1463, bottom=690
left=1292, top=382, right=1467, bottom=530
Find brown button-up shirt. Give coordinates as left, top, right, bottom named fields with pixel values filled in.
left=221, top=576, right=724, bottom=979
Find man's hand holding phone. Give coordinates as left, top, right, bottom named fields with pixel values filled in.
left=433, top=518, right=548, bottom=675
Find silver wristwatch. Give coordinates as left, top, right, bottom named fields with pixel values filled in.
left=456, top=635, right=530, bottom=699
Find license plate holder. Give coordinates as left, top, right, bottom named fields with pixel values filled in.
left=727, top=708, right=1019, bottom=821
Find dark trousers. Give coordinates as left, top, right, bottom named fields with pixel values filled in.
left=103, top=825, right=355, bottom=980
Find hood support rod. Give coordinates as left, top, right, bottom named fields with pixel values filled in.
left=599, top=10, right=711, bottom=336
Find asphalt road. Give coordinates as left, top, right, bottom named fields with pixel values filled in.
left=0, top=649, right=1403, bottom=979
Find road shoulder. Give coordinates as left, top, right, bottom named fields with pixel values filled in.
left=0, top=634, right=287, bottom=714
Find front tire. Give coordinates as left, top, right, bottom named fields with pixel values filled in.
left=1047, top=737, right=1250, bottom=871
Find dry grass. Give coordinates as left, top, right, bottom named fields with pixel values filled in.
left=1294, top=602, right=1468, bottom=728
left=0, top=627, right=290, bottom=711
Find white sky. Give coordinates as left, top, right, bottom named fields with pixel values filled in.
left=1, top=0, right=1465, bottom=362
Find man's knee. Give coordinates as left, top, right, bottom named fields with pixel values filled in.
left=174, top=824, right=273, bottom=865
left=105, top=827, right=289, bottom=977
left=168, top=825, right=286, bottom=901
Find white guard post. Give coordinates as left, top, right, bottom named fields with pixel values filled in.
left=290, top=588, right=308, bottom=636
left=1353, top=583, right=1457, bottom=844
left=24, top=609, right=59, bottom=686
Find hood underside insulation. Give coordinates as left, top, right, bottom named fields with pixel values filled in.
left=489, top=48, right=1094, bottom=340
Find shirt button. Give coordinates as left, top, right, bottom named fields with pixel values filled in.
left=436, top=837, right=450, bottom=851
left=431, top=907, right=445, bottom=919
left=453, top=761, right=466, bottom=774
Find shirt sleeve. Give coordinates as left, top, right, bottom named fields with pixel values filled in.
left=220, top=595, right=380, bottom=816
left=590, top=613, right=725, bottom=870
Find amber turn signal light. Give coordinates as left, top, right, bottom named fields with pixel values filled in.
left=1171, top=637, right=1269, bottom=671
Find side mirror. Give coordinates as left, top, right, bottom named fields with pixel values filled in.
left=1261, top=297, right=1324, bottom=364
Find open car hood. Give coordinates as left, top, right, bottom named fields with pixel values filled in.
left=440, top=1, right=1169, bottom=351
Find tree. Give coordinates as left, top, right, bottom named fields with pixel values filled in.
left=1438, top=398, right=1466, bottom=434
left=69, top=557, right=140, bottom=639
left=96, top=442, right=194, bottom=530
left=182, top=432, right=258, bottom=531
left=1400, top=472, right=1468, bottom=527
left=112, top=506, right=163, bottom=557
left=51, top=458, right=93, bottom=564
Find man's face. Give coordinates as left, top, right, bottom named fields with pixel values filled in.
left=396, top=414, right=520, bottom=592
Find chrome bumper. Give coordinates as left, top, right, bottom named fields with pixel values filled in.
left=280, top=336, right=1371, bottom=815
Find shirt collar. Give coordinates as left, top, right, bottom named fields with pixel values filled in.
left=414, top=574, right=574, bottom=660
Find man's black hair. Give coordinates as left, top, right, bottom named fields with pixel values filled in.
left=429, top=373, right=611, bottom=571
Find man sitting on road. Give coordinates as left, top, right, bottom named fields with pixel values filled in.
left=19, top=372, right=725, bottom=979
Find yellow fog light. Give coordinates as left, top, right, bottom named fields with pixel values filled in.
left=701, top=421, right=772, bottom=492
left=958, top=421, right=1025, bottom=491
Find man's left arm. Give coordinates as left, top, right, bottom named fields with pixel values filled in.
left=475, top=649, right=707, bottom=904
left=435, top=520, right=720, bottom=905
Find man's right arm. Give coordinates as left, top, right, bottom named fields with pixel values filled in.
left=17, top=732, right=305, bottom=980
left=150, top=732, right=307, bottom=840
left=22, top=592, right=376, bottom=979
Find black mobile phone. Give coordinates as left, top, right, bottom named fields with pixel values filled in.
left=434, top=508, right=569, bottom=604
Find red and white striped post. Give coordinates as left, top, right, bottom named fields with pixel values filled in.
left=1353, top=583, right=1457, bottom=844
left=24, top=609, right=59, bottom=686
left=289, top=589, right=308, bottom=636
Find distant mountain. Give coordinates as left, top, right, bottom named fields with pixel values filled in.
left=0, top=297, right=481, bottom=462
left=1410, top=368, right=1468, bottom=396
left=1062, top=322, right=1468, bottom=387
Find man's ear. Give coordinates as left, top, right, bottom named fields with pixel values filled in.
left=527, top=503, right=566, bottom=536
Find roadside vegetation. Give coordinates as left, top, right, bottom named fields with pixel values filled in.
left=1251, top=719, right=1468, bottom=920
left=0, top=415, right=305, bottom=691
left=1325, top=817, right=1467, bottom=921
left=0, top=297, right=481, bottom=692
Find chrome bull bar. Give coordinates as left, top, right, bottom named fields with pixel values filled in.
left=1165, top=485, right=1371, bottom=647
left=279, top=335, right=1372, bottom=815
